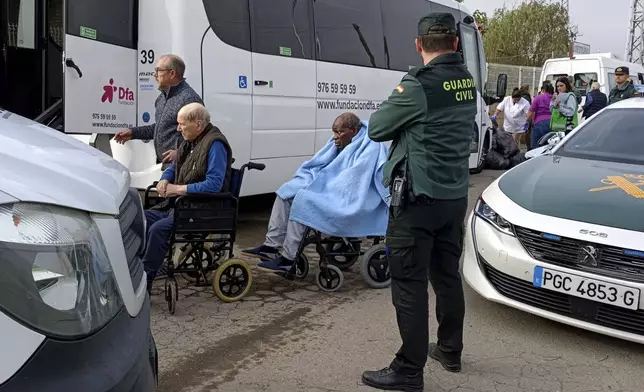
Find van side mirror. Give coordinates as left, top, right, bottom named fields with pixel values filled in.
left=496, top=74, right=508, bottom=98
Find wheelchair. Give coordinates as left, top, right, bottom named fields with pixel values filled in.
left=278, top=228, right=391, bottom=292
left=144, top=161, right=266, bottom=315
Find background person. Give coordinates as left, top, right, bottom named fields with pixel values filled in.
left=491, top=89, right=530, bottom=145
left=527, top=81, right=555, bottom=149
left=608, top=66, right=639, bottom=105
left=113, top=54, right=203, bottom=165
left=142, top=103, right=232, bottom=292
left=550, top=77, right=578, bottom=134
left=361, top=12, right=477, bottom=392
left=582, top=82, right=608, bottom=120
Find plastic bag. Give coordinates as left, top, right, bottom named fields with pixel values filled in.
left=494, top=130, right=520, bottom=158
left=486, top=150, right=510, bottom=170
left=509, top=152, right=527, bottom=168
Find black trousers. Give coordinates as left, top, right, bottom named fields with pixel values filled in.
left=387, top=196, right=468, bottom=375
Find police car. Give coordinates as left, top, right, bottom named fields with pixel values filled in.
left=463, top=98, right=644, bottom=343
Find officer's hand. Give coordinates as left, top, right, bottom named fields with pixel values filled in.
left=113, top=129, right=133, bottom=144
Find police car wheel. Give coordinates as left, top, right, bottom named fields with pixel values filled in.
left=360, top=243, right=391, bottom=289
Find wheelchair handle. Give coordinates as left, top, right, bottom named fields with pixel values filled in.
left=246, top=162, right=266, bottom=171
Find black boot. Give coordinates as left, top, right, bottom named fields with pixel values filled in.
left=361, top=367, right=423, bottom=391
left=428, top=343, right=461, bottom=373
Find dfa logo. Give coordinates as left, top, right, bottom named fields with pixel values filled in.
left=101, top=78, right=135, bottom=106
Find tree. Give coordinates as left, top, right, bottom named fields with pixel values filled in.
left=473, top=10, right=489, bottom=34
left=481, top=0, right=570, bottom=67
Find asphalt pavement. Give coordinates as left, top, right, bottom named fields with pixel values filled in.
left=150, top=169, right=644, bottom=392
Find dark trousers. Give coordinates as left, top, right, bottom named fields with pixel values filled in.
left=531, top=120, right=551, bottom=150
left=387, top=197, right=468, bottom=375
left=143, top=210, right=174, bottom=282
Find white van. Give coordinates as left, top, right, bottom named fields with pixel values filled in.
left=0, top=109, right=157, bottom=391
left=1, top=0, right=506, bottom=195
left=540, top=53, right=644, bottom=106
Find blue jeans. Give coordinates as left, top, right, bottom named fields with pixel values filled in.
left=143, top=210, right=174, bottom=282
left=531, top=120, right=551, bottom=150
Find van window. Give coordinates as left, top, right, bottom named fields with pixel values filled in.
left=313, top=0, right=386, bottom=68
left=607, top=73, right=617, bottom=91
left=249, top=0, right=314, bottom=60
left=202, top=0, right=251, bottom=52
left=460, top=25, right=482, bottom=93
left=380, top=0, right=428, bottom=71
left=66, top=0, right=136, bottom=49
left=573, top=73, right=597, bottom=96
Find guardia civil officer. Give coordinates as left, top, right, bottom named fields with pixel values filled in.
left=361, top=12, right=477, bottom=392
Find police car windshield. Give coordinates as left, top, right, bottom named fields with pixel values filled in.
left=556, top=108, right=644, bottom=166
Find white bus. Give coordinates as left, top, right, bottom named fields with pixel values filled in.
left=1, top=0, right=507, bottom=195
left=540, top=53, right=644, bottom=107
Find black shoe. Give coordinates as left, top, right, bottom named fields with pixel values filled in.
left=361, top=367, right=423, bottom=391
left=241, top=245, right=279, bottom=260
left=428, top=343, right=461, bottom=373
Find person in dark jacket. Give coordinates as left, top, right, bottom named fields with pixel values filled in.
left=608, top=66, right=639, bottom=105
left=113, top=54, right=204, bottom=164
left=582, top=82, right=608, bottom=120
left=142, top=103, right=232, bottom=292
left=361, top=12, right=476, bottom=392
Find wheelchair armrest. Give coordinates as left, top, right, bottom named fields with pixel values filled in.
left=174, top=192, right=236, bottom=209
left=144, top=181, right=161, bottom=209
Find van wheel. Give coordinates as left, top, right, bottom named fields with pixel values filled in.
left=470, top=134, right=489, bottom=174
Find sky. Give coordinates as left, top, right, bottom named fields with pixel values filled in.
left=462, top=0, right=633, bottom=60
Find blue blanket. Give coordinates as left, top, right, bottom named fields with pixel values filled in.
left=276, top=121, right=390, bottom=237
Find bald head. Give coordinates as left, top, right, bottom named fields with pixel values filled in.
left=177, top=103, right=211, bottom=141
left=332, top=112, right=361, bottom=149
left=155, top=54, right=186, bottom=90
left=161, top=54, right=186, bottom=78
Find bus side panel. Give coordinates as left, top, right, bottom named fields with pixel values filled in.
left=315, top=62, right=398, bottom=150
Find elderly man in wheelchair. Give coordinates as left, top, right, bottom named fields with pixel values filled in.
left=142, top=103, right=233, bottom=293
left=242, top=112, right=391, bottom=292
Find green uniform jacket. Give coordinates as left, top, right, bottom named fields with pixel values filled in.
left=608, top=82, right=638, bottom=105
left=368, top=52, right=478, bottom=200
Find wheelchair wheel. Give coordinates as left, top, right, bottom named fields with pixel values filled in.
left=213, top=258, right=253, bottom=303
left=295, top=253, right=309, bottom=279
left=360, top=243, right=391, bottom=289
left=324, top=241, right=359, bottom=271
left=165, top=278, right=178, bottom=315
left=316, top=264, right=344, bottom=292
left=180, top=247, right=220, bottom=284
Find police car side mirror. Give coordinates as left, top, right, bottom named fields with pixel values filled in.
left=496, top=74, right=508, bottom=98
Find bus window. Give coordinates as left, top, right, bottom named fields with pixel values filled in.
left=66, top=0, right=136, bottom=48
left=313, top=0, right=386, bottom=68
left=380, top=0, right=429, bottom=71
left=202, top=0, right=251, bottom=51
left=460, top=26, right=482, bottom=93
left=249, top=0, right=314, bottom=60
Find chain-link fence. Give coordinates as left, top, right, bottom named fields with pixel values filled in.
left=487, top=63, right=543, bottom=97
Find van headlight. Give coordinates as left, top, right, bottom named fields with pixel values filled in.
left=0, top=202, right=123, bottom=339
left=474, top=197, right=515, bottom=236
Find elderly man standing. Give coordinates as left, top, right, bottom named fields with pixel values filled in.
left=114, top=54, right=203, bottom=164
left=142, top=103, right=232, bottom=291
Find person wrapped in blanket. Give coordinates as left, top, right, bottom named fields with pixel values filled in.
left=242, top=112, right=390, bottom=272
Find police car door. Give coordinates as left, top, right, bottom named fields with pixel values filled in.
left=63, top=0, right=138, bottom=134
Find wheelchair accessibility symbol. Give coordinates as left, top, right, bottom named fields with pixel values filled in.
left=239, top=75, right=247, bottom=89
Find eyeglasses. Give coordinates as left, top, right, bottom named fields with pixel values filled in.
left=154, top=68, right=172, bottom=75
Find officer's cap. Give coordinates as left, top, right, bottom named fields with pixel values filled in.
left=615, top=66, right=630, bottom=75
left=418, top=12, right=457, bottom=36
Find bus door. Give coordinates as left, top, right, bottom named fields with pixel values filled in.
left=458, top=22, right=485, bottom=168
left=63, top=0, right=137, bottom=134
